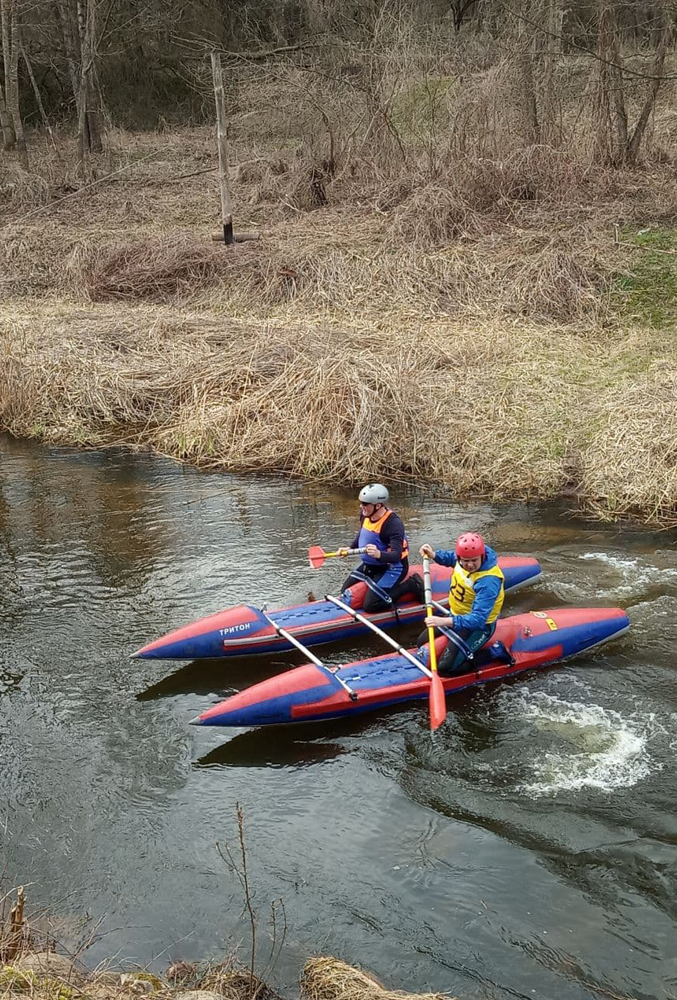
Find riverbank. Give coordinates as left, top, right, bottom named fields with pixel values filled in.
left=1, top=127, right=676, bottom=527
left=0, top=891, right=446, bottom=1000
left=0, top=948, right=446, bottom=1000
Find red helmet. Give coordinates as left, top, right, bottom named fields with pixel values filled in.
left=456, top=532, right=485, bottom=559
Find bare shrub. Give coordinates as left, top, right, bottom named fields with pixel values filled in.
left=78, top=235, right=243, bottom=301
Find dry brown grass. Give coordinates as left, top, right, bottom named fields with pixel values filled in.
left=0, top=952, right=448, bottom=1000
left=1, top=301, right=675, bottom=526
left=78, top=235, right=238, bottom=302
left=301, top=957, right=449, bottom=1000
left=580, top=363, right=677, bottom=527
left=2, top=204, right=622, bottom=326
left=3, top=123, right=671, bottom=327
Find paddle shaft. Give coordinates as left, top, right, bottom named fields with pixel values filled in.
left=326, top=546, right=368, bottom=559
left=422, top=557, right=447, bottom=731
left=325, top=594, right=434, bottom=680
left=259, top=608, right=357, bottom=700
left=308, top=545, right=369, bottom=569
left=422, top=556, right=439, bottom=673
left=426, top=594, right=473, bottom=658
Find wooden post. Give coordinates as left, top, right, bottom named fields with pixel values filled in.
left=211, top=50, right=234, bottom=246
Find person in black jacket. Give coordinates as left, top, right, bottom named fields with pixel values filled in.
left=339, top=483, right=423, bottom=612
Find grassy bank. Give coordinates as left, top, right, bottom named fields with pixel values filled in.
left=0, top=951, right=446, bottom=1000
left=1, top=116, right=676, bottom=526
left=0, top=886, right=445, bottom=1000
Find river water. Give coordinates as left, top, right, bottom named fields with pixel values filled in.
left=1, top=434, right=675, bottom=1000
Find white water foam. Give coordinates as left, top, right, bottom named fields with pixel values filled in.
left=574, top=551, right=677, bottom=600
left=496, top=687, right=663, bottom=796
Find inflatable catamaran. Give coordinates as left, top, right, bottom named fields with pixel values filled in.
left=190, top=604, right=630, bottom=728
left=132, top=556, right=542, bottom=660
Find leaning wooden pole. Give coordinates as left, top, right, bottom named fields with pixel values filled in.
left=210, top=50, right=234, bottom=246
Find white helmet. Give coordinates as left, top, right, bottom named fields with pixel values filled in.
left=358, top=483, right=389, bottom=505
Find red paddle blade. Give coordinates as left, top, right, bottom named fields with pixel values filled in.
left=429, top=672, right=447, bottom=731
left=308, top=545, right=326, bottom=569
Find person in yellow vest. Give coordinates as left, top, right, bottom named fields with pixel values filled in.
left=339, top=483, right=422, bottom=613
left=418, top=532, right=505, bottom=676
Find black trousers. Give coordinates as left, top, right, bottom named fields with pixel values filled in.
left=416, top=622, right=496, bottom=676
left=342, top=561, right=418, bottom=613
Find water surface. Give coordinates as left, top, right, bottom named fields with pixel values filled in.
left=1, top=434, right=675, bottom=1000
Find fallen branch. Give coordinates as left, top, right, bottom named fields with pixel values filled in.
left=614, top=225, right=677, bottom=256
left=211, top=231, right=260, bottom=242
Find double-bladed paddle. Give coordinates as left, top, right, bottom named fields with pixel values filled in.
left=308, top=545, right=368, bottom=569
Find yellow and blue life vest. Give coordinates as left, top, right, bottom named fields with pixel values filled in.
left=449, top=561, right=504, bottom=623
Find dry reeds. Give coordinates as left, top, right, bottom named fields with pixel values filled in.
left=79, top=235, right=238, bottom=302
left=301, top=957, right=450, bottom=1000
left=580, top=364, right=677, bottom=528
left=1, top=301, right=675, bottom=526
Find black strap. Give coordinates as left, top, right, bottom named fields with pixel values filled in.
left=437, top=625, right=473, bottom=659
left=349, top=568, right=400, bottom=622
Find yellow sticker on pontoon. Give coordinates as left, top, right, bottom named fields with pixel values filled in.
left=531, top=611, right=558, bottom=630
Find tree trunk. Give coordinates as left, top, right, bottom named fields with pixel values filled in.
left=626, top=3, right=673, bottom=164
left=21, top=39, right=55, bottom=142
left=539, top=0, right=562, bottom=145
left=9, top=3, right=27, bottom=167
left=211, top=50, right=234, bottom=244
left=76, top=0, right=103, bottom=168
left=516, top=0, right=540, bottom=145
left=0, top=78, right=15, bottom=149
left=77, top=0, right=102, bottom=154
left=593, top=0, right=628, bottom=164
left=76, top=20, right=89, bottom=170
left=0, top=0, right=16, bottom=149
left=55, top=0, right=82, bottom=107
left=1, top=0, right=27, bottom=166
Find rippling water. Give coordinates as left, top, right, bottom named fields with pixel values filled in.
left=1, top=434, right=675, bottom=1000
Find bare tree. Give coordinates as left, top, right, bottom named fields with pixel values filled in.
left=1, top=0, right=28, bottom=166
left=449, top=0, right=482, bottom=32
left=625, top=1, right=673, bottom=164
left=515, top=0, right=540, bottom=145
left=77, top=0, right=102, bottom=153
left=538, top=0, right=563, bottom=144
left=21, top=38, right=55, bottom=141
left=594, top=0, right=673, bottom=165
left=77, top=0, right=102, bottom=171
left=0, top=78, right=15, bottom=150
left=1, top=0, right=16, bottom=149
left=54, top=0, right=82, bottom=109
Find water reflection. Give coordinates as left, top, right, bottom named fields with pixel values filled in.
left=194, top=730, right=347, bottom=770
left=136, top=657, right=291, bottom=701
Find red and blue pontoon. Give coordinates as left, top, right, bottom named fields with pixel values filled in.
left=190, top=605, right=629, bottom=727
left=132, top=556, right=542, bottom=660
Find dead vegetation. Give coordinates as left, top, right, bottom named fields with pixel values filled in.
left=301, top=958, right=449, bottom=1000
left=0, top=301, right=675, bottom=526
left=1, top=887, right=448, bottom=1000
left=1, top=43, right=676, bottom=527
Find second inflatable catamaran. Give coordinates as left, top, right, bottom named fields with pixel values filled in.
left=190, top=604, right=630, bottom=728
